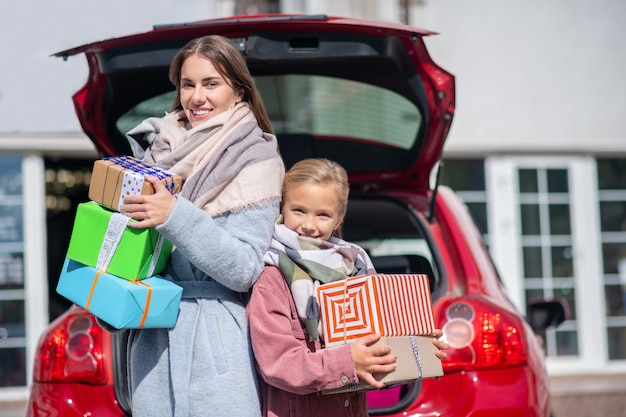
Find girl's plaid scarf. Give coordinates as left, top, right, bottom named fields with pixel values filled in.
left=264, top=218, right=376, bottom=341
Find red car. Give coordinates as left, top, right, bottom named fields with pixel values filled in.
left=27, top=14, right=565, bottom=417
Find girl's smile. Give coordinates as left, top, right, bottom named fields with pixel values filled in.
left=281, top=183, right=344, bottom=241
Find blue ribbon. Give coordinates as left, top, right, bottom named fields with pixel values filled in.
left=104, top=156, right=177, bottom=193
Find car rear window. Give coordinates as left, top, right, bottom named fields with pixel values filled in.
left=116, top=74, right=422, bottom=151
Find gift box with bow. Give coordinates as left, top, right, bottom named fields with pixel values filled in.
left=66, top=201, right=172, bottom=280
left=322, top=335, right=443, bottom=394
left=318, top=274, right=442, bottom=393
left=89, top=155, right=182, bottom=212
left=56, top=258, right=182, bottom=329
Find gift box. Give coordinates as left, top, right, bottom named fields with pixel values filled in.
left=317, top=274, right=435, bottom=348
left=56, top=258, right=182, bottom=329
left=89, top=155, right=182, bottom=212
left=322, top=335, right=443, bottom=394
left=66, top=201, right=172, bottom=280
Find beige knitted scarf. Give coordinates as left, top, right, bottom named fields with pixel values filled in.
left=126, top=103, right=284, bottom=216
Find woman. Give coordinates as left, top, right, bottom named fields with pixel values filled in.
left=121, top=35, right=284, bottom=417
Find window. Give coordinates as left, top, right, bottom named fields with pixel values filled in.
left=116, top=75, right=423, bottom=152
left=0, top=155, right=26, bottom=387
left=597, top=158, right=626, bottom=360
left=44, top=159, right=93, bottom=321
left=256, top=75, right=421, bottom=149
left=440, top=159, right=489, bottom=241
left=517, top=167, right=578, bottom=356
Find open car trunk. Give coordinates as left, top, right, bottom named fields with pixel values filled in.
left=111, top=193, right=444, bottom=415
left=55, top=14, right=454, bottom=196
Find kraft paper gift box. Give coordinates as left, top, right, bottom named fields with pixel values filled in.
left=89, top=155, right=183, bottom=212
left=56, top=258, right=182, bottom=329
left=317, top=274, right=436, bottom=348
left=322, top=335, right=443, bottom=394
left=66, top=201, right=173, bottom=280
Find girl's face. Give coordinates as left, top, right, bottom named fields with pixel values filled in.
left=179, top=54, right=242, bottom=127
left=282, top=182, right=344, bottom=241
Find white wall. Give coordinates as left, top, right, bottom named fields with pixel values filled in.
left=0, top=0, right=398, bottom=136
left=0, top=0, right=222, bottom=133
left=1, top=0, right=624, bottom=153
left=410, top=0, right=626, bottom=154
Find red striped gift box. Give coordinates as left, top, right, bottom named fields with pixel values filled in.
left=317, top=274, right=435, bottom=347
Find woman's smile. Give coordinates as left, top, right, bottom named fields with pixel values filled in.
left=179, top=54, right=241, bottom=127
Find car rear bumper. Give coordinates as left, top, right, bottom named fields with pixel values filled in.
left=26, top=382, right=125, bottom=417
left=379, top=366, right=549, bottom=417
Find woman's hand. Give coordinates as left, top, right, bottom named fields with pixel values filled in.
left=122, top=175, right=177, bottom=229
left=350, top=334, right=397, bottom=389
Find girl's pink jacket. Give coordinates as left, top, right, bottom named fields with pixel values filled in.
left=247, top=266, right=369, bottom=417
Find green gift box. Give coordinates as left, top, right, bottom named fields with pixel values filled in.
left=66, top=201, right=173, bottom=280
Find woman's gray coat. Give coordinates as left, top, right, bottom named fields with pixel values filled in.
left=128, top=196, right=278, bottom=417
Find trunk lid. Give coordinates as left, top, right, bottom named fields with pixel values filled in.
left=54, top=13, right=455, bottom=195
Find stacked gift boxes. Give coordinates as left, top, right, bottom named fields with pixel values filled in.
left=317, top=273, right=443, bottom=393
left=56, top=156, right=184, bottom=329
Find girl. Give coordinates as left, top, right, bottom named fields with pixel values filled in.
left=120, top=35, right=284, bottom=417
left=247, top=158, right=447, bottom=417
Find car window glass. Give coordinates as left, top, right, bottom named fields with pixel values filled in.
left=115, top=75, right=421, bottom=151
left=116, top=91, right=176, bottom=137
left=255, top=75, right=421, bottom=149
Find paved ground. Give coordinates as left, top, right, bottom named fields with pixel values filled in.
left=0, top=401, right=25, bottom=417
left=551, top=392, right=626, bottom=417
left=550, top=374, right=626, bottom=417
left=5, top=374, right=626, bottom=417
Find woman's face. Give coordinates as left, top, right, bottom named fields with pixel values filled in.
left=179, top=54, right=242, bottom=127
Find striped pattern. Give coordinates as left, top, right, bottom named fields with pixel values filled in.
left=317, top=274, right=436, bottom=347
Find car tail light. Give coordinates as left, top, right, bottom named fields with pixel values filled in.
left=33, top=307, right=111, bottom=384
left=437, top=297, right=528, bottom=372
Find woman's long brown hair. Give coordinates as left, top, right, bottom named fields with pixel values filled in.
left=168, top=35, right=274, bottom=134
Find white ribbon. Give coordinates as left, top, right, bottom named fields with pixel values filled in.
left=147, top=234, right=166, bottom=277
left=97, top=210, right=166, bottom=278
left=96, top=212, right=130, bottom=271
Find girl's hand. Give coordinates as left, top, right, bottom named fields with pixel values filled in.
left=350, top=334, right=397, bottom=389
left=432, top=328, right=449, bottom=360
left=122, top=175, right=177, bottom=229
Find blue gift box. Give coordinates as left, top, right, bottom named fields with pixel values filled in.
left=56, top=258, right=182, bottom=329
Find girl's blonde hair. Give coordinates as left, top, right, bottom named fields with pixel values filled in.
left=168, top=35, right=274, bottom=134
left=283, top=158, right=349, bottom=237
